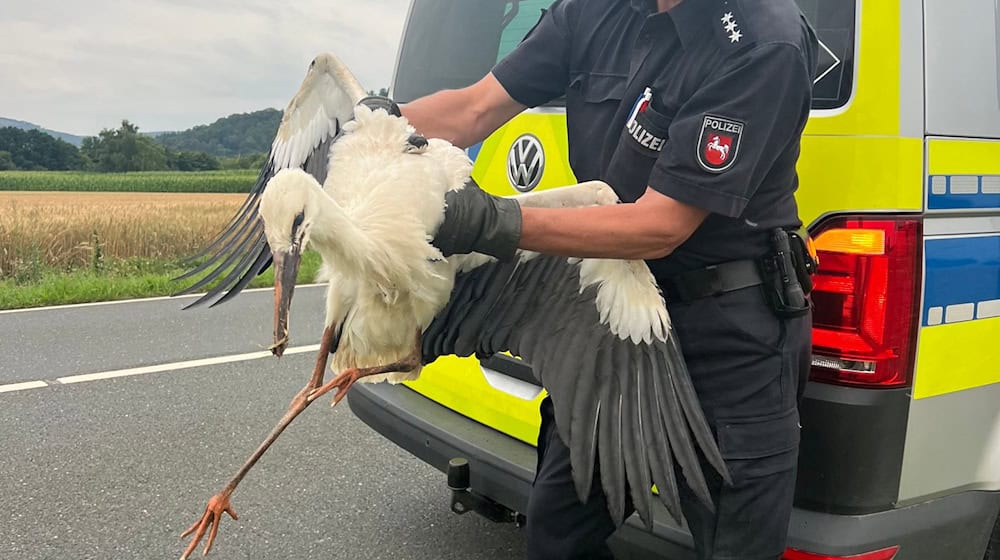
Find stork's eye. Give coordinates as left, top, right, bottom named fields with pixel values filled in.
left=405, top=134, right=428, bottom=153
left=291, top=210, right=305, bottom=237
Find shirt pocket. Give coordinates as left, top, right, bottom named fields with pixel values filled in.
left=603, top=102, right=677, bottom=199
left=623, top=104, right=674, bottom=158
left=570, top=71, right=627, bottom=104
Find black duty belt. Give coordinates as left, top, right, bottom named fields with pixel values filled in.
left=660, top=259, right=763, bottom=303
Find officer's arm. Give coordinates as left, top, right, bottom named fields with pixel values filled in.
left=401, top=73, right=526, bottom=149
left=519, top=188, right=709, bottom=260
left=519, top=43, right=814, bottom=261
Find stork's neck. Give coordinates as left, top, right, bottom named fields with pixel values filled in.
left=307, top=188, right=373, bottom=271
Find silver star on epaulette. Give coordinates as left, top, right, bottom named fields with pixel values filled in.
left=721, top=11, right=741, bottom=43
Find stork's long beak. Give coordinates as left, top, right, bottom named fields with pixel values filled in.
left=270, top=245, right=302, bottom=357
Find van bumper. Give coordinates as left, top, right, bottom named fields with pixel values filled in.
left=348, top=382, right=1000, bottom=560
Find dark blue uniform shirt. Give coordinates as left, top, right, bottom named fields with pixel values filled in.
left=492, top=0, right=818, bottom=277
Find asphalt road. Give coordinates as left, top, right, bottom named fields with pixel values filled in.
left=0, top=287, right=526, bottom=560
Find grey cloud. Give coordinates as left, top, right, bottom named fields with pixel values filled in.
left=0, top=0, right=410, bottom=135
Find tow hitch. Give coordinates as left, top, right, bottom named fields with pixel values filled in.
left=447, top=457, right=525, bottom=526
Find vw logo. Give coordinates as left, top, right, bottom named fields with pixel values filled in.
left=506, top=134, right=544, bottom=192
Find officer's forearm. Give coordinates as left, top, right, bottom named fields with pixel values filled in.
left=401, top=73, right=525, bottom=149
left=518, top=189, right=708, bottom=260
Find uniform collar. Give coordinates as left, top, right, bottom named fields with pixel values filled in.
left=629, top=0, right=656, bottom=15
left=665, top=0, right=719, bottom=50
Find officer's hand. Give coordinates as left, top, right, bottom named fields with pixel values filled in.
left=358, top=95, right=401, bottom=117
left=432, top=180, right=523, bottom=261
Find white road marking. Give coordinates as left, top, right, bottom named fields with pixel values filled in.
left=0, top=380, right=49, bottom=393
left=0, top=345, right=320, bottom=394
left=0, top=284, right=325, bottom=315
left=56, top=344, right=321, bottom=385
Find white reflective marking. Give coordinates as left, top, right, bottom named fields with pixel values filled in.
left=949, top=176, right=980, bottom=195
left=945, top=303, right=976, bottom=323
left=56, top=344, right=320, bottom=385
left=927, top=306, right=944, bottom=326
left=814, top=37, right=842, bottom=85
left=0, top=284, right=325, bottom=315
left=924, top=216, right=1000, bottom=236
left=977, top=299, right=1000, bottom=319
left=0, top=381, right=48, bottom=393
left=931, top=176, right=948, bottom=195
left=982, top=176, right=1000, bottom=194
left=481, top=367, right=543, bottom=401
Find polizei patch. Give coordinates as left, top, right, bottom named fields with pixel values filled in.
left=697, top=114, right=744, bottom=172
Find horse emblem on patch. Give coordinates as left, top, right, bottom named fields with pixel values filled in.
left=697, top=114, right=744, bottom=172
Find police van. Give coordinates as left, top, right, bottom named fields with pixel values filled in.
left=348, top=1, right=1000, bottom=558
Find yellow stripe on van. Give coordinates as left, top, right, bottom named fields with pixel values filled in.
left=913, top=317, right=1000, bottom=399
left=928, top=138, right=1000, bottom=175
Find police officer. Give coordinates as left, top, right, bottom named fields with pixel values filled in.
left=377, top=0, right=818, bottom=558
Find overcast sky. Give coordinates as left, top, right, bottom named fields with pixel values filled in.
left=0, top=0, right=410, bottom=136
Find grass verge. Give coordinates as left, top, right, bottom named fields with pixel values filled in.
left=0, top=252, right=323, bottom=310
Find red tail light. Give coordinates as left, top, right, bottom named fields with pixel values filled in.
left=808, top=216, right=921, bottom=387
left=783, top=546, right=900, bottom=559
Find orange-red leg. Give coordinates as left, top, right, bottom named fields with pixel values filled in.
left=180, top=323, right=339, bottom=559
left=307, top=331, right=422, bottom=406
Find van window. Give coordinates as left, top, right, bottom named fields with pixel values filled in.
left=392, top=0, right=552, bottom=103
left=392, top=0, right=857, bottom=110
left=797, top=0, right=856, bottom=110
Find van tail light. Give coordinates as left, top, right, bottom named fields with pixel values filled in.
left=783, top=546, right=900, bottom=560
left=808, top=216, right=921, bottom=387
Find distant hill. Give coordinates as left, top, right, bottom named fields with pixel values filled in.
left=0, top=118, right=85, bottom=147
left=154, top=109, right=281, bottom=158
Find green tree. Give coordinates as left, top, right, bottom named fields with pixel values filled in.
left=155, top=109, right=281, bottom=158
left=219, top=152, right=267, bottom=170
left=82, top=120, right=167, bottom=172
left=0, top=127, right=86, bottom=170
left=0, top=150, right=15, bottom=170
left=166, top=148, right=220, bottom=171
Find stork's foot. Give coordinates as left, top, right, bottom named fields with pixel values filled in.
left=307, top=341, right=422, bottom=406
left=306, top=367, right=365, bottom=406
left=180, top=492, right=238, bottom=559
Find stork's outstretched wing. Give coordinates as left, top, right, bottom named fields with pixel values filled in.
left=422, top=252, right=731, bottom=529
left=174, top=53, right=366, bottom=308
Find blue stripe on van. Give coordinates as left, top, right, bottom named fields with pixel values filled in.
left=923, top=235, right=1000, bottom=325
left=927, top=175, right=1000, bottom=210
left=466, top=142, right=483, bottom=163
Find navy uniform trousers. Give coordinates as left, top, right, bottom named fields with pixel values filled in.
left=525, top=286, right=813, bottom=560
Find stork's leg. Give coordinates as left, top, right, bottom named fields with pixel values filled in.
left=307, top=330, right=422, bottom=407
left=180, top=323, right=339, bottom=560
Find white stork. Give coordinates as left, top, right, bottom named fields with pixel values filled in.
left=177, top=52, right=730, bottom=559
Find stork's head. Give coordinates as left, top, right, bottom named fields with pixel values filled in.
left=259, top=168, right=320, bottom=356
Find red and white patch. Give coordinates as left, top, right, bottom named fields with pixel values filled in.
left=697, top=115, right=744, bottom=172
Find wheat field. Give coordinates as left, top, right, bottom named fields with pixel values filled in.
left=0, top=191, right=247, bottom=280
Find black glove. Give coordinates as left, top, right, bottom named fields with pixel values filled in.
left=358, top=95, right=401, bottom=117
left=433, top=179, right=522, bottom=261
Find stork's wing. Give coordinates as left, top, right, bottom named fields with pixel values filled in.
left=422, top=253, right=732, bottom=529
left=174, top=53, right=366, bottom=308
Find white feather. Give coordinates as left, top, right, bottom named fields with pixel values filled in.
left=577, top=258, right=670, bottom=344
left=261, top=101, right=472, bottom=384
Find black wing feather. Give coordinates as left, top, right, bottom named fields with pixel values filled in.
left=423, top=253, right=729, bottom=528
left=173, top=127, right=333, bottom=307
